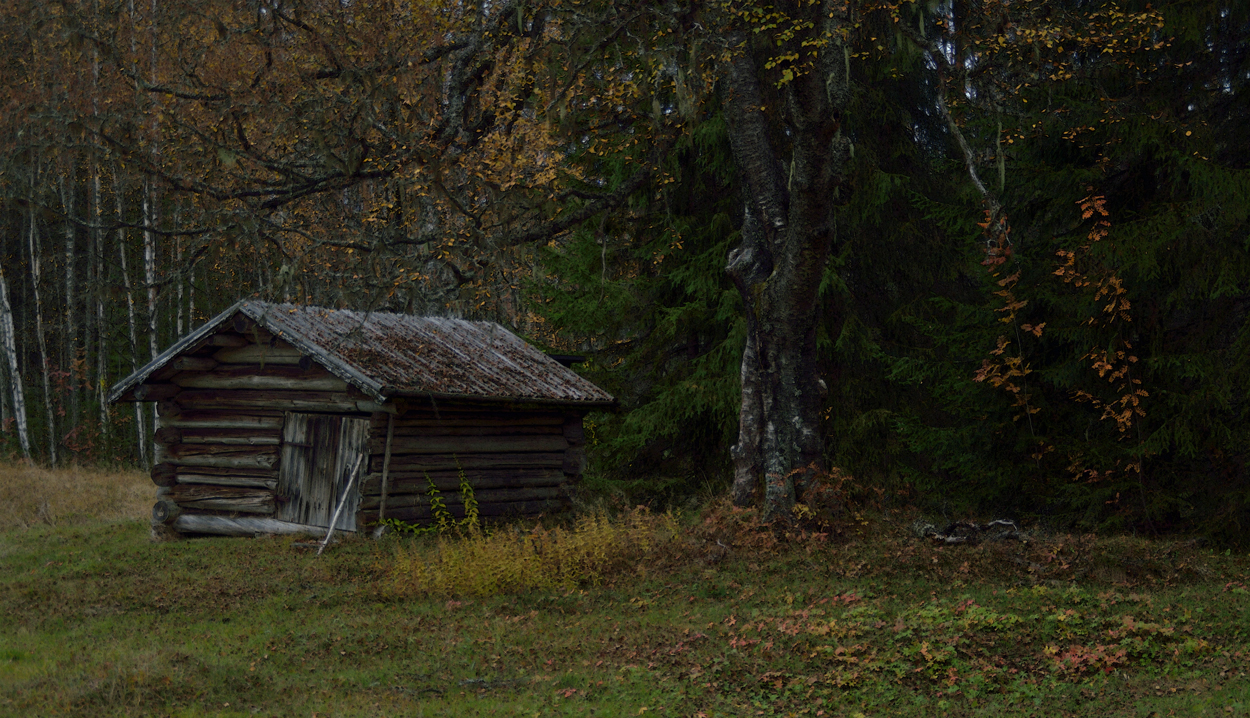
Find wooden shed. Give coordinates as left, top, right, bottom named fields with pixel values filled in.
left=107, top=300, right=615, bottom=538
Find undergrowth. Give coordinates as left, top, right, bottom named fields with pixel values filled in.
left=386, top=507, right=683, bottom=596
left=380, top=467, right=481, bottom=535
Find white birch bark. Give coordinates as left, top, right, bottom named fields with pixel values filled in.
left=144, top=179, right=158, bottom=362
left=0, top=342, right=7, bottom=427
left=117, top=174, right=148, bottom=468
left=144, top=180, right=160, bottom=453
left=145, top=0, right=162, bottom=447
left=93, top=163, right=109, bottom=438
left=175, top=232, right=183, bottom=337
left=92, top=0, right=110, bottom=440
left=0, top=268, right=31, bottom=460
left=188, top=258, right=195, bottom=329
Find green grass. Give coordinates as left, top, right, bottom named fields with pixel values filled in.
left=3, top=501, right=1250, bottom=716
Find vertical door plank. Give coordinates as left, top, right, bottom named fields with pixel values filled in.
left=278, top=412, right=368, bottom=530
left=333, top=417, right=369, bottom=530
left=277, top=413, right=312, bottom=524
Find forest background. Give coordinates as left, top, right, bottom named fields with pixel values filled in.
left=0, top=0, right=1246, bottom=543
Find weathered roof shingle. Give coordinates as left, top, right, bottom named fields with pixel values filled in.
left=108, top=300, right=615, bottom=407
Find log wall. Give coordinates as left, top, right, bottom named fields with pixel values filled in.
left=139, top=324, right=592, bottom=537
left=146, top=326, right=377, bottom=533
left=355, top=407, right=587, bottom=528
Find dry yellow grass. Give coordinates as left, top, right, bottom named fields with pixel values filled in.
left=387, top=507, right=684, bottom=596
left=0, top=462, right=151, bottom=529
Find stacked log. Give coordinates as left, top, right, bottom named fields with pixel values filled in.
left=146, top=326, right=377, bottom=532
left=357, top=409, right=583, bottom=526
left=138, top=320, right=596, bottom=536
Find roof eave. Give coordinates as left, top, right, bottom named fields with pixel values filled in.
left=106, top=299, right=249, bottom=404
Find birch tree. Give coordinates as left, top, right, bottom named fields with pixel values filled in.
left=0, top=266, right=31, bottom=460
left=26, top=173, right=58, bottom=466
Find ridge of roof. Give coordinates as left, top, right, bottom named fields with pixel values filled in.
left=107, top=300, right=615, bottom=407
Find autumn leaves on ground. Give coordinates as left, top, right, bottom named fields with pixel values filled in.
left=2, top=465, right=1248, bottom=717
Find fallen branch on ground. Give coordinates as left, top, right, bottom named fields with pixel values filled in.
left=913, top=519, right=1027, bottom=545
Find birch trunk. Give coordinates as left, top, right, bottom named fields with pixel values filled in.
left=723, top=7, right=852, bottom=520
left=28, top=184, right=59, bottom=466
left=144, top=178, right=159, bottom=454
left=117, top=174, right=149, bottom=468
left=175, top=231, right=183, bottom=337
left=0, top=350, right=8, bottom=432
left=91, top=0, right=110, bottom=443
left=93, top=161, right=109, bottom=441
left=145, top=0, right=162, bottom=450
left=0, top=268, right=31, bottom=460
left=61, top=178, right=81, bottom=436
left=144, top=179, right=158, bottom=364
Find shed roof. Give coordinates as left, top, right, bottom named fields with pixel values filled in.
left=107, top=300, right=615, bottom=408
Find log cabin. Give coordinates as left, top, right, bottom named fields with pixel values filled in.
left=107, top=300, right=616, bottom=538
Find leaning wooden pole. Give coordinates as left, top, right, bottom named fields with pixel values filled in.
left=318, top=454, right=364, bottom=555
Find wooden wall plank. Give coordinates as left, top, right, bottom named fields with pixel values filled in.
left=170, top=485, right=275, bottom=514
left=214, top=343, right=305, bottom=365
left=360, top=468, right=565, bottom=495
left=173, top=427, right=282, bottom=445
left=375, top=435, right=569, bottom=454
left=562, top=416, right=586, bottom=446
left=172, top=365, right=348, bottom=392
left=366, top=426, right=562, bottom=448
left=368, top=452, right=565, bottom=473
left=176, top=474, right=279, bottom=490
left=175, top=389, right=370, bottom=414
left=132, top=383, right=181, bottom=401
left=359, top=486, right=567, bottom=511
left=370, top=414, right=566, bottom=430
left=159, top=410, right=285, bottom=429
left=170, top=356, right=219, bottom=372
left=206, top=333, right=250, bottom=347
left=154, top=445, right=279, bottom=470
left=173, top=515, right=327, bottom=537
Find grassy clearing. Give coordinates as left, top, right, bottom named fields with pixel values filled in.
left=0, top=462, right=149, bottom=530
left=2, top=465, right=1249, bottom=717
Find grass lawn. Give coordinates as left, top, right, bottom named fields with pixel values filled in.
left=2, top=464, right=1249, bottom=717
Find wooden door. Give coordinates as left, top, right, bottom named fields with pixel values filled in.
left=277, top=413, right=369, bottom=530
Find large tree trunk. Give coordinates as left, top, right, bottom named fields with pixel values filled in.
left=723, top=5, right=852, bottom=520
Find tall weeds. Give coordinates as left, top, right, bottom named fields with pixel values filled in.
left=386, top=507, right=682, bottom=597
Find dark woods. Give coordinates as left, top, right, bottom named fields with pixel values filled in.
left=0, top=0, right=1247, bottom=542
